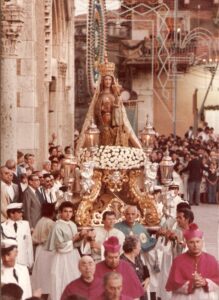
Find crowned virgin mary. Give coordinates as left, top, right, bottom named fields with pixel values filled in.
left=76, top=55, right=141, bottom=153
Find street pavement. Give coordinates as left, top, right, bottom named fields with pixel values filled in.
left=192, top=203, right=219, bottom=261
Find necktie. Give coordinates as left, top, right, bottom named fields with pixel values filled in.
left=42, top=189, right=47, bottom=202
left=13, top=222, right=17, bottom=233
left=50, top=192, right=53, bottom=203
left=13, top=268, right=19, bottom=282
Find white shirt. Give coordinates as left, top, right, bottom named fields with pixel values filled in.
left=2, top=181, right=15, bottom=201
left=20, top=182, right=28, bottom=192
left=52, top=181, right=62, bottom=193
left=44, top=188, right=56, bottom=203
left=1, top=219, right=34, bottom=268
left=168, top=195, right=184, bottom=219
left=95, top=226, right=125, bottom=260
left=1, top=263, right=32, bottom=300
left=197, top=131, right=209, bottom=142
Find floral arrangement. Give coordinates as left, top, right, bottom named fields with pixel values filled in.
left=78, top=146, right=145, bottom=170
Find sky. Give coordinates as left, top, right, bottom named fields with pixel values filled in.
left=75, top=0, right=121, bottom=16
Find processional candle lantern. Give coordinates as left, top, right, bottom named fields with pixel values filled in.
left=140, top=115, right=155, bottom=155
left=85, top=119, right=100, bottom=151
left=159, top=149, right=174, bottom=186
left=62, top=153, right=77, bottom=187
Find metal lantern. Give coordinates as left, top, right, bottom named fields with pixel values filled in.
left=159, top=149, right=174, bottom=186
left=62, top=154, right=77, bottom=186
left=140, top=115, right=155, bottom=155
left=85, top=119, right=100, bottom=150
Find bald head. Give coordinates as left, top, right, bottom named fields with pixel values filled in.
left=5, top=159, right=16, bottom=171
left=78, top=255, right=95, bottom=282
left=124, top=205, right=139, bottom=226
left=125, top=205, right=138, bottom=214
left=0, top=166, right=13, bottom=184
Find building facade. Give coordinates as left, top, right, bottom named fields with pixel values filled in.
left=0, top=0, right=75, bottom=166
left=1, top=0, right=219, bottom=166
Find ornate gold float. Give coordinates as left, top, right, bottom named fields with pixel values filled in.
left=73, top=55, right=160, bottom=227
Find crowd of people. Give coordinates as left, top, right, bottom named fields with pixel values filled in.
left=152, top=124, right=219, bottom=205
left=1, top=124, right=219, bottom=300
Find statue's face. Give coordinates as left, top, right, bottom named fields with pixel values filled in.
left=103, top=76, right=113, bottom=88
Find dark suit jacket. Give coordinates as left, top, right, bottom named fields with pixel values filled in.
left=23, top=187, right=42, bottom=229
left=181, top=157, right=208, bottom=182
left=36, top=187, right=47, bottom=204
left=12, top=183, right=20, bottom=202
left=12, top=173, right=19, bottom=185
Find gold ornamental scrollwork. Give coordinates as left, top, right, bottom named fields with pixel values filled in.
left=91, top=196, right=126, bottom=226
left=129, top=170, right=160, bottom=226
left=75, top=170, right=102, bottom=226
left=102, top=169, right=129, bottom=193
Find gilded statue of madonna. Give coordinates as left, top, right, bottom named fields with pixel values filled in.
left=76, top=55, right=141, bottom=153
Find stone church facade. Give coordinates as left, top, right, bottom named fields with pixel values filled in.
left=0, top=0, right=75, bottom=166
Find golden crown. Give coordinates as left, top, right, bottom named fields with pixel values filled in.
left=98, top=54, right=115, bottom=77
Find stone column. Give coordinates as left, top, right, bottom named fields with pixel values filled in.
left=57, top=61, right=67, bottom=146
left=42, top=82, right=50, bottom=158
left=64, top=2, right=75, bottom=150
left=0, top=3, right=24, bottom=163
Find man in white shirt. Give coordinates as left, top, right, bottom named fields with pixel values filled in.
left=51, top=170, right=62, bottom=193
left=152, top=185, right=164, bottom=220
left=1, top=203, right=33, bottom=268
left=162, top=183, right=184, bottom=229
left=1, top=166, right=19, bottom=201
left=1, top=239, right=32, bottom=300
left=1, top=166, right=19, bottom=222
left=94, top=211, right=125, bottom=261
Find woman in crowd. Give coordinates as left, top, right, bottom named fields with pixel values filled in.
left=121, top=235, right=150, bottom=300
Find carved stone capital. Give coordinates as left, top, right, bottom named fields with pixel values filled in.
left=0, top=4, right=24, bottom=57
left=58, top=61, right=67, bottom=78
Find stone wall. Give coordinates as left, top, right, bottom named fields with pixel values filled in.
left=0, top=0, right=75, bottom=166
left=16, top=0, right=43, bottom=161
left=154, top=66, right=219, bottom=137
